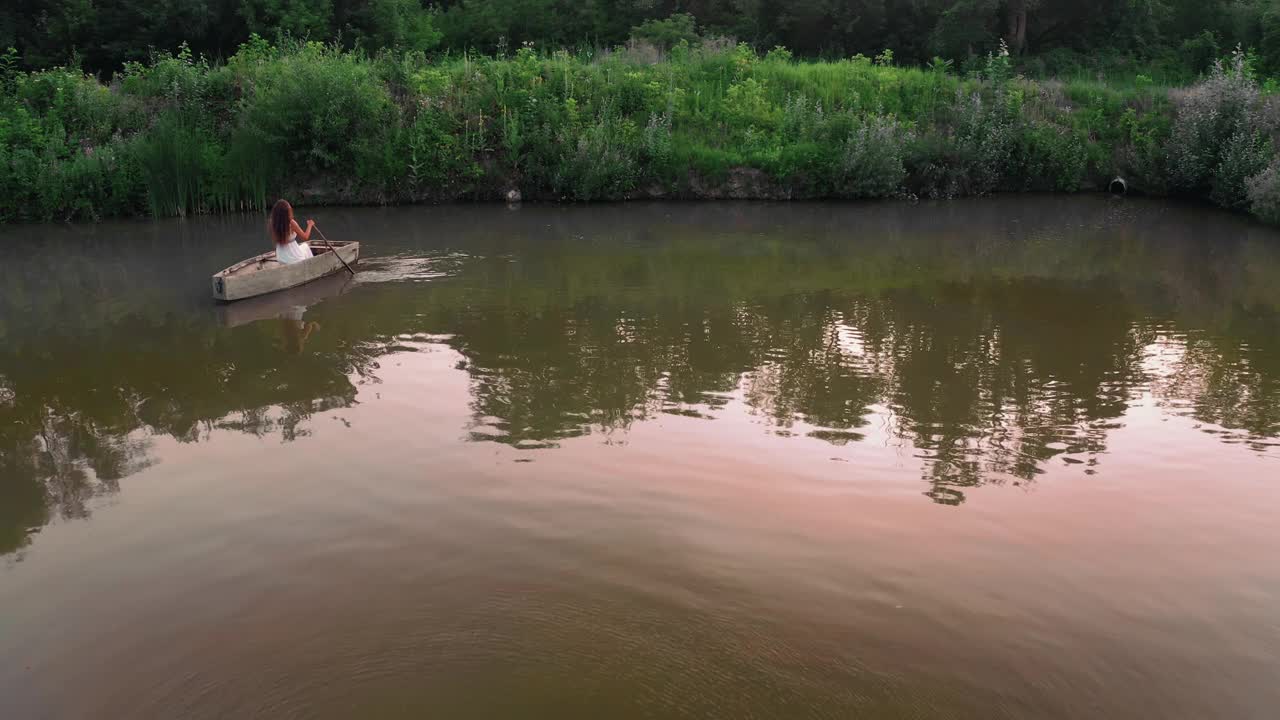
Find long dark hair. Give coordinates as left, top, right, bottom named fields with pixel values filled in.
left=269, top=199, right=292, bottom=244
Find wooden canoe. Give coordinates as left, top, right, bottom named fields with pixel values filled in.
left=212, top=241, right=359, bottom=302
left=214, top=271, right=355, bottom=327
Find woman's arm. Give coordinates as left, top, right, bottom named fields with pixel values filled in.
left=290, top=218, right=315, bottom=243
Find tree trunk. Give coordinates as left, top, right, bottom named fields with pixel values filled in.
left=1006, top=0, right=1028, bottom=55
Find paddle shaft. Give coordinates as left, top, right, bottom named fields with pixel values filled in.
left=313, top=224, right=355, bottom=276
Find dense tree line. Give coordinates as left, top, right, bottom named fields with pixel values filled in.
left=5, top=0, right=1280, bottom=75
left=0, top=0, right=443, bottom=71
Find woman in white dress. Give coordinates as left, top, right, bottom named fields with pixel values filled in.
left=268, top=199, right=315, bottom=264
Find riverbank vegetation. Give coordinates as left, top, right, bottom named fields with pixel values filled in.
left=4, top=2, right=1280, bottom=222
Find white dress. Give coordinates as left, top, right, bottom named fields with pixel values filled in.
left=275, top=232, right=313, bottom=265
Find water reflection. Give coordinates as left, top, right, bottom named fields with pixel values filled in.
left=2, top=198, right=1279, bottom=555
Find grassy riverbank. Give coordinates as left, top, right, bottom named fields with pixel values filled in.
left=3, top=39, right=1280, bottom=223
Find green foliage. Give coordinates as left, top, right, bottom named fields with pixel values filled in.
left=350, top=0, right=442, bottom=53
left=239, top=0, right=335, bottom=39
left=134, top=112, right=221, bottom=216
left=724, top=78, right=777, bottom=130
left=630, top=13, right=699, bottom=51
left=1168, top=51, right=1267, bottom=192
left=931, top=0, right=1002, bottom=60
left=935, top=88, right=1017, bottom=196
left=3, top=36, right=1280, bottom=224
left=834, top=116, right=909, bottom=197
left=1117, top=107, right=1170, bottom=191
left=400, top=107, right=474, bottom=193
left=237, top=42, right=397, bottom=180
left=1246, top=156, right=1280, bottom=222
left=765, top=47, right=794, bottom=64
left=1260, top=7, right=1280, bottom=76
left=0, top=47, right=18, bottom=95
left=1013, top=124, right=1088, bottom=192
left=982, top=41, right=1012, bottom=85
left=1179, top=30, right=1222, bottom=75
left=1212, top=130, right=1271, bottom=208
left=6, top=0, right=1280, bottom=86
left=559, top=116, right=639, bottom=200
left=642, top=112, right=675, bottom=173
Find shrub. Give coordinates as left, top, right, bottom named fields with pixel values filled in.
left=765, top=47, right=794, bottom=64
left=398, top=107, right=475, bottom=195
left=1167, top=49, right=1264, bottom=193
left=14, top=67, right=126, bottom=147
left=952, top=89, right=1016, bottom=193
left=1117, top=107, right=1169, bottom=192
left=18, top=141, right=144, bottom=221
left=559, top=116, right=639, bottom=200
left=1015, top=123, right=1088, bottom=192
left=630, top=14, right=699, bottom=51
left=1246, top=156, right=1280, bottom=223
left=237, top=43, right=398, bottom=184
left=1211, top=130, right=1271, bottom=209
left=780, top=94, right=826, bottom=140
left=641, top=112, right=674, bottom=175
left=982, top=40, right=1013, bottom=85
left=834, top=115, right=908, bottom=198
left=724, top=78, right=777, bottom=131
left=119, top=44, right=212, bottom=107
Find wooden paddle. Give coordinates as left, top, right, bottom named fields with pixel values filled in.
left=313, top=224, right=355, bottom=276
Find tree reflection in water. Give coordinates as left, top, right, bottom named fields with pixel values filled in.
left=2, top=198, right=1278, bottom=555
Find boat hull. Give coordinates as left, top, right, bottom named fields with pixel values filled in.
left=214, top=271, right=355, bottom=327
left=212, top=242, right=359, bottom=302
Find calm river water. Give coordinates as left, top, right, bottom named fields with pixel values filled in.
left=2, top=198, right=1279, bottom=719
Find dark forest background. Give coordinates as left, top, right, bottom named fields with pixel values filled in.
left=5, top=1, right=1280, bottom=78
